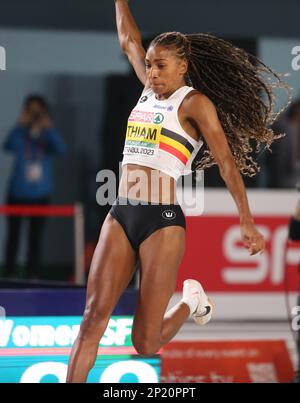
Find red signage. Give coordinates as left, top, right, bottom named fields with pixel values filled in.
left=177, top=216, right=300, bottom=292
left=161, top=340, right=294, bottom=383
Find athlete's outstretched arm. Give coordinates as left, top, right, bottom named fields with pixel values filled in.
left=114, top=0, right=149, bottom=87
left=184, top=92, right=265, bottom=256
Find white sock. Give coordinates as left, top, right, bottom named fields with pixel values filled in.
left=181, top=296, right=198, bottom=317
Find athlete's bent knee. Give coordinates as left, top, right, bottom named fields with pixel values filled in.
left=133, top=339, right=160, bottom=357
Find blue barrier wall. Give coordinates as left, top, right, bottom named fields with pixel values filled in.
left=0, top=288, right=138, bottom=316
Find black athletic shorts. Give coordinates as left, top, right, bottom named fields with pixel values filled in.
left=109, top=196, right=186, bottom=251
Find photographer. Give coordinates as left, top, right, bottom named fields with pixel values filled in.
left=288, top=197, right=300, bottom=383
left=2, top=94, right=66, bottom=280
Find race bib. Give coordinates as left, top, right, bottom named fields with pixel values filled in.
left=123, top=122, right=162, bottom=157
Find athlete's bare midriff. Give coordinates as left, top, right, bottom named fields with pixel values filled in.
left=118, top=94, right=200, bottom=204
left=118, top=164, right=177, bottom=204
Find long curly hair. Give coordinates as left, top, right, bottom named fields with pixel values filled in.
left=149, top=32, right=292, bottom=177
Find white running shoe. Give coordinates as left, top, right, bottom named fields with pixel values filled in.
left=183, top=279, right=213, bottom=326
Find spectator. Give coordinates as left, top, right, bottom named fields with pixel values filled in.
left=2, top=94, right=66, bottom=280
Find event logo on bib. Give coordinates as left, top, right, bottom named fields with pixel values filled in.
left=153, top=113, right=164, bottom=124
